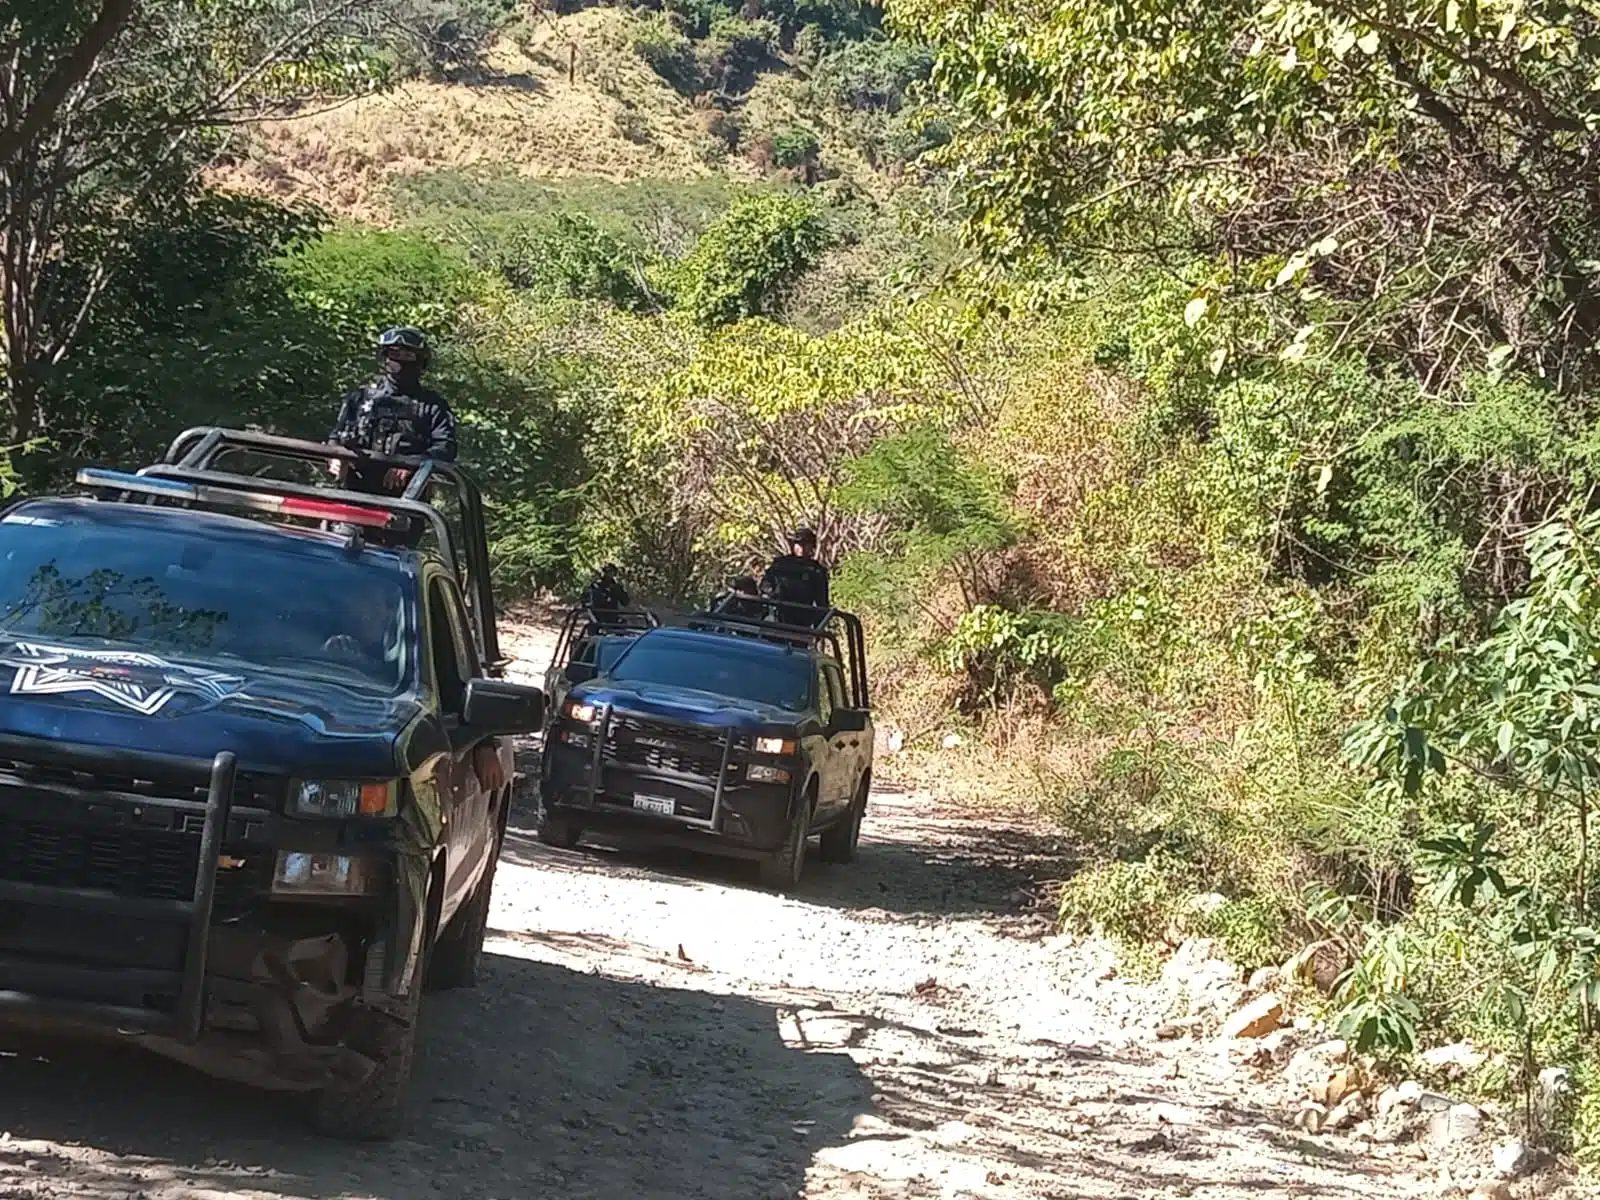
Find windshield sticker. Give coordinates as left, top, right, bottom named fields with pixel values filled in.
left=1, top=643, right=246, bottom=716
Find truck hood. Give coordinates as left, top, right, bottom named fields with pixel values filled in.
left=0, top=639, right=413, bottom=776
left=575, top=680, right=802, bottom=730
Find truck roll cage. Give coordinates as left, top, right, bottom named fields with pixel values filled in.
left=687, top=599, right=869, bottom=709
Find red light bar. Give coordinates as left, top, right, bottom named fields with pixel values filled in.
left=280, top=496, right=397, bottom=528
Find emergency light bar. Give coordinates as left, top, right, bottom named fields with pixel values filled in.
left=75, top=468, right=400, bottom=529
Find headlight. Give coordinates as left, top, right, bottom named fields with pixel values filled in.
left=289, top=779, right=398, bottom=819
left=753, top=736, right=796, bottom=756
left=747, top=763, right=791, bottom=784
left=564, top=700, right=598, bottom=723
left=273, top=852, right=381, bottom=895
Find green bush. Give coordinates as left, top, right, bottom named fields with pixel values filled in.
left=812, top=38, right=931, bottom=113
left=698, top=15, right=777, bottom=93
left=770, top=125, right=820, bottom=169
left=480, top=213, right=657, bottom=311
left=668, top=193, right=829, bottom=325
left=390, top=0, right=517, bottom=80
left=282, top=228, right=481, bottom=340
left=632, top=14, right=702, bottom=96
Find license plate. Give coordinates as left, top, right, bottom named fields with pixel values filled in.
left=632, top=794, right=676, bottom=816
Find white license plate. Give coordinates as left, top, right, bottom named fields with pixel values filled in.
left=632, top=794, right=677, bottom=816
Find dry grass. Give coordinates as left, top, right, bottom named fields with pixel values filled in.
left=211, top=9, right=759, bottom=223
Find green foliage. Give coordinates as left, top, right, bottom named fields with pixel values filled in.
left=462, top=213, right=658, bottom=310
left=389, top=0, right=517, bottom=79
left=812, top=38, right=931, bottom=113
left=770, top=125, right=821, bottom=169
left=632, top=13, right=702, bottom=95
left=698, top=15, right=777, bottom=93
left=283, top=228, right=480, bottom=341
left=668, top=194, right=829, bottom=325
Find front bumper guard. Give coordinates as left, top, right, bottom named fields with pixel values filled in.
left=577, top=703, right=736, bottom=832
left=0, top=750, right=236, bottom=1044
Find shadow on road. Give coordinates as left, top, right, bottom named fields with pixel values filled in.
left=0, top=951, right=872, bottom=1200
left=502, top=788, right=1072, bottom=924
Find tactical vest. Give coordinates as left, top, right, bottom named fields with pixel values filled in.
left=353, top=384, right=423, bottom=456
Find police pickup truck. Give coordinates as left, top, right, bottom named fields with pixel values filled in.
left=0, top=428, right=544, bottom=1138
left=539, top=603, right=872, bottom=891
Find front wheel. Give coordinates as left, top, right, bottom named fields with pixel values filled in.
left=759, top=793, right=812, bottom=892
left=537, top=810, right=584, bottom=850
left=310, top=902, right=433, bottom=1139
left=817, top=783, right=866, bottom=865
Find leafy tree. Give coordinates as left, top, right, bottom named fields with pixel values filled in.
left=812, top=37, right=930, bottom=113
left=893, top=0, right=1600, bottom=393
left=835, top=424, right=1021, bottom=631
left=0, top=0, right=406, bottom=443
left=39, top=191, right=337, bottom=470
left=668, top=193, right=828, bottom=325
left=770, top=125, right=821, bottom=169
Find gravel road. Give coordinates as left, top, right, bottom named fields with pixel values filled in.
left=0, top=621, right=1462, bottom=1199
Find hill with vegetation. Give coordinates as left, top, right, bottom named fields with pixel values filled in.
left=13, top=0, right=1600, bottom=1172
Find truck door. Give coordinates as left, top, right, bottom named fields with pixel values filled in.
left=425, top=574, right=494, bottom=923
left=825, top=659, right=866, bottom=798
left=814, top=658, right=847, bottom=819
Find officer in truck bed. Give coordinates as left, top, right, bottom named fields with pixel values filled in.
left=329, top=325, right=457, bottom=494
left=760, top=527, right=830, bottom=624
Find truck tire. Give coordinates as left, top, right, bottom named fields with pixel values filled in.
left=428, top=800, right=505, bottom=991
left=309, top=902, right=434, bottom=1140
left=759, top=788, right=812, bottom=892
left=817, top=780, right=866, bottom=865
left=537, top=810, right=583, bottom=849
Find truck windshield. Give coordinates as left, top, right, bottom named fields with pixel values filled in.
left=608, top=637, right=812, bottom=710
left=0, top=513, right=413, bottom=692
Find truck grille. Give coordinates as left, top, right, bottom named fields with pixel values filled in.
left=0, top=757, right=281, bottom=809
left=0, top=814, right=267, bottom=907
left=604, top=715, right=732, bottom=780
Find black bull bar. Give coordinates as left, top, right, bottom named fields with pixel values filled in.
left=0, top=750, right=236, bottom=1042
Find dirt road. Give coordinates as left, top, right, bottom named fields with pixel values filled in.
left=0, top=623, right=1460, bottom=1199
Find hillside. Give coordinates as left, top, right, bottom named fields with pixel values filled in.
left=214, top=10, right=752, bottom=222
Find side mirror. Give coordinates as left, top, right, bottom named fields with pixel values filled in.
left=565, top=662, right=597, bottom=686
left=833, top=708, right=869, bottom=734
left=462, top=678, right=545, bottom=737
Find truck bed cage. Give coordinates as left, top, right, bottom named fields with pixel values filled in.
left=80, top=426, right=502, bottom=671
left=572, top=607, right=659, bottom=636
left=687, top=600, right=869, bottom=709
left=549, top=606, right=658, bottom=677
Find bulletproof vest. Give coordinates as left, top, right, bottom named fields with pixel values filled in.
left=354, top=383, right=423, bottom=456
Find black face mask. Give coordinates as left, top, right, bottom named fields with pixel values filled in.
left=380, top=357, right=423, bottom=390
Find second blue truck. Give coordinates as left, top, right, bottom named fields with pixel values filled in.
left=538, top=605, right=874, bottom=891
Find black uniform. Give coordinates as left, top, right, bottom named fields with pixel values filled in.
left=760, top=554, right=830, bottom=624
left=582, top=576, right=630, bottom=612
left=330, top=378, right=458, bottom=491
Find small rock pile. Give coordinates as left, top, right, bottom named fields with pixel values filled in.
left=1154, top=940, right=1578, bottom=1199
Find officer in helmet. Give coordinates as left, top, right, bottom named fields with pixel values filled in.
left=760, top=527, right=830, bottom=625
left=329, top=326, right=458, bottom=493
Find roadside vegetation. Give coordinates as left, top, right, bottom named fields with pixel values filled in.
left=16, top=0, right=1600, bottom=1164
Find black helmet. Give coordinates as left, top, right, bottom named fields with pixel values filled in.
left=377, top=325, right=430, bottom=367
left=788, top=527, right=818, bottom=549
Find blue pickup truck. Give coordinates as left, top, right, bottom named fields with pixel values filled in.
left=0, top=428, right=546, bottom=1138
left=539, top=604, right=873, bottom=891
